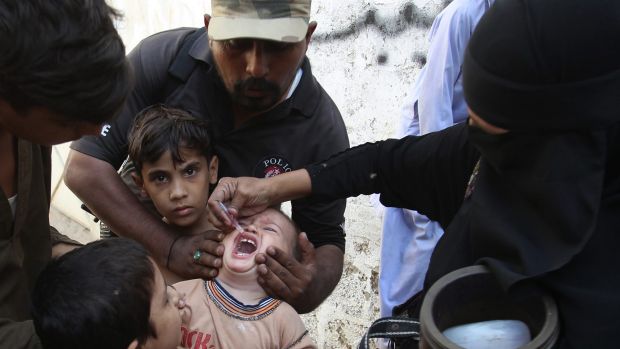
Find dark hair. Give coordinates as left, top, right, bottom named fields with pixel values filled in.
left=267, top=205, right=302, bottom=261
left=128, top=105, right=214, bottom=174
left=0, top=0, right=132, bottom=124
left=32, top=238, right=157, bottom=349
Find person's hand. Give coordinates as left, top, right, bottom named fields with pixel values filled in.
left=255, top=233, right=317, bottom=310
left=207, top=177, right=273, bottom=230
left=170, top=290, right=192, bottom=326
left=167, top=231, right=225, bottom=279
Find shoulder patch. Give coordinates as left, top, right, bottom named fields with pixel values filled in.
left=253, top=155, right=294, bottom=178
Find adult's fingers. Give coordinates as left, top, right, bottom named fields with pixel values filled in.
left=256, top=258, right=294, bottom=301
left=256, top=245, right=310, bottom=302
left=168, top=231, right=224, bottom=279
left=207, top=177, right=237, bottom=228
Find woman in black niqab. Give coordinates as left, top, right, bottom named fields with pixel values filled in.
left=425, top=0, right=620, bottom=347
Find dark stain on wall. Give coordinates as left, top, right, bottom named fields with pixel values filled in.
left=313, top=1, right=452, bottom=67
left=377, top=53, right=388, bottom=65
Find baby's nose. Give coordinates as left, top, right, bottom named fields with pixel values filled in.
left=245, top=224, right=258, bottom=234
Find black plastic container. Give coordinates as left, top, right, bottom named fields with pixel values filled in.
left=420, top=265, right=559, bottom=349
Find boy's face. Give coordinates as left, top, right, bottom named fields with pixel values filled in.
left=141, top=259, right=186, bottom=349
left=222, top=208, right=297, bottom=275
left=138, top=147, right=218, bottom=228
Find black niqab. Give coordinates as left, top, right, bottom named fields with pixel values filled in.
left=426, top=0, right=620, bottom=347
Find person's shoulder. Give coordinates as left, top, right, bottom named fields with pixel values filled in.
left=271, top=301, right=306, bottom=332
left=440, top=0, right=490, bottom=22
left=273, top=300, right=301, bottom=318
left=273, top=302, right=317, bottom=348
left=299, top=62, right=340, bottom=114
left=131, top=27, right=199, bottom=65
left=138, top=27, right=198, bottom=50
left=173, top=278, right=205, bottom=294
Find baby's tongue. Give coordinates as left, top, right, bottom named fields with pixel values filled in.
left=237, top=240, right=257, bottom=254
left=237, top=237, right=256, bottom=254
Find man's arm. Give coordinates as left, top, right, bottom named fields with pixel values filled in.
left=64, top=151, right=223, bottom=278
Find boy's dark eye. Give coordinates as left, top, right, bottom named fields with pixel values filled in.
left=149, top=173, right=168, bottom=183
left=184, top=167, right=197, bottom=176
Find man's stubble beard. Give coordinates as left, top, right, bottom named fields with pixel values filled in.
left=231, top=77, right=282, bottom=112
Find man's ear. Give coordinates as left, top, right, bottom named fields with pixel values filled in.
left=127, top=339, right=139, bottom=349
left=305, top=21, right=317, bottom=48
left=208, top=156, right=219, bottom=185
left=204, top=14, right=214, bottom=49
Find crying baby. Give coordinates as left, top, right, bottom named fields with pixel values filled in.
left=173, top=207, right=316, bottom=349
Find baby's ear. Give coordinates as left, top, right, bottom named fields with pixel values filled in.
left=126, top=339, right=139, bottom=349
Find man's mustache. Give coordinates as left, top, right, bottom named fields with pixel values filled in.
left=235, top=78, right=280, bottom=94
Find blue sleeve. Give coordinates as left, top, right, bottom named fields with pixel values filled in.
left=416, top=1, right=475, bottom=134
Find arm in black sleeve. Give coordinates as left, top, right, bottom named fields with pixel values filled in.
left=306, top=122, right=479, bottom=228
left=69, top=28, right=193, bottom=167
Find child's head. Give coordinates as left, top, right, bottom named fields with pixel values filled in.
left=128, top=105, right=218, bottom=228
left=221, top=207, right=300, bottom=276
left=32, top=238, right=188, bottom=349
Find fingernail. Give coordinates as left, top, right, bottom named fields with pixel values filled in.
left=215, top=259, right=222, bottom=268
left=217, top=233, right=224, bottom=240
left=267, top=247, right=276, bottom=255
left=210, top=270, right=218, bottom=277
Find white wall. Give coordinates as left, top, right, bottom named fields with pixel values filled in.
left=50, top=1, right=448, bottom=347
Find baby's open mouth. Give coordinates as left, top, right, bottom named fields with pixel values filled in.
left=234, top=232, right=258, bottom=255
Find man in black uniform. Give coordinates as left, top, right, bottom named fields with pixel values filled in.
left=65, top=0, right=349, bottom=313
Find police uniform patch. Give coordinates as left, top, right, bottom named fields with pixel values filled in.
left=254, top=155, right=293, bottom=178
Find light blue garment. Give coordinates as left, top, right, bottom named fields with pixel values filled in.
left=379, top=0, right=494, bottom=318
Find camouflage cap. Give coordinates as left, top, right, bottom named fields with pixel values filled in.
left=209, top=0, right=311, bottom=43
